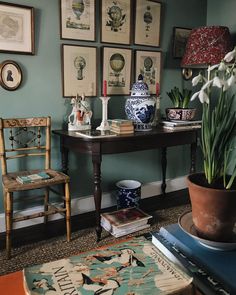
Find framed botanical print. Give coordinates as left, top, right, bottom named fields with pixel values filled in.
left=135, top=50, right=161, bottom=94
left=0, top=60, right=22, bottom=91
left=60, top=0, right=95, bottom=41
left=62, top=44, right=97, bottom=97
left=0, top=2, right=34, bottom=54
left=134, top=0, right=161, bottom=47
left=103, top=47, right=132, bottom=96
left=101, top=0, right=131, bottom=45
left=173, top=27, right=191, bottom=58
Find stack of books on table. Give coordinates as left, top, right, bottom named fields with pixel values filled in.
left=108, top=119, right=134, bottom=134
left=151, top=223, right=234, bottom=295
left=160, top=120, right=201, bottom=130
left=101, top=207, right=152, bottom=237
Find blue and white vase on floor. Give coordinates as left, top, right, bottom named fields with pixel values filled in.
left=125, top=74, right=156, bottom=131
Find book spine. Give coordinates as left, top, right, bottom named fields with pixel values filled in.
left=155, top=231, right=230, bottom=295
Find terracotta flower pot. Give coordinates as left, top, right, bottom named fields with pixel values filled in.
left=187, top=173, right=236, bottom=242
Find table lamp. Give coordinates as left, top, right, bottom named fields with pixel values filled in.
left=181, top=26, right=232, bottom=79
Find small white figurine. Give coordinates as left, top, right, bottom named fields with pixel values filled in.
left=68, top=93, right=92, bottom=131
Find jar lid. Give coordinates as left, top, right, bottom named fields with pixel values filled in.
left=131, top=74, right=150, bottom=97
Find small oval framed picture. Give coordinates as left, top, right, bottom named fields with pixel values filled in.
left=0, top=60, right=22, bottom=91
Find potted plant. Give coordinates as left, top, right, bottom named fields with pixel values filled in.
left=187, top=47, right=236, bottom=242
left=166, top=87, right=195, bottom=120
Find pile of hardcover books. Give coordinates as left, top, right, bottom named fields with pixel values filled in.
left=16, top=171, right=50, bottom=184
left=160, top=120, right=201, bottom=130
left=109, top=119, right=134, bottom=134
left=101, top=207, right=152, bottom=237
left=151, top=223, right=233, bottom=295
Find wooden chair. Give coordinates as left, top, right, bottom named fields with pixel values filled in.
left=0, top=117, right=71, bottom=258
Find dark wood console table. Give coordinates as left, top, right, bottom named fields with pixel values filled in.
left=53, top=127, right=198, bottom=241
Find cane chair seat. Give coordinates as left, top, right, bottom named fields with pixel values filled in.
left=2, top=169, right=69, bottom=192
left=0, top=117, right=71, bottom=259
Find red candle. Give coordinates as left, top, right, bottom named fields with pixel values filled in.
left=103, top=80, right=107, bottom=97
left=156, top=82, right=160, bottom=96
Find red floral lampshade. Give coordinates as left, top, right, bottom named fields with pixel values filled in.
left=181, top=26, right=233, bottom=68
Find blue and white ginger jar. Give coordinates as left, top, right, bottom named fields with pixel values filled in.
left=125, top=74, right=156, bottom=131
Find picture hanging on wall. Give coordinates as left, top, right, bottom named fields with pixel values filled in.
left=62, top=44, right=97, bottom=97
left=101, top=0, right=131, bottom=45
left=0, top=2, right=34, bottom=54
left=0, top=60, right=22, bottom=91
left=172, top=27, right=192, bottom=58
left=134, top=0, right=161, bottom=47
left=135, top=50, right=161, bottom=95
left=60, top=0, right=96, bottom=41
left=102, top=46, right=132, bottom=96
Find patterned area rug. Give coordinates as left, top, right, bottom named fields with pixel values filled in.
left=0, top=204, right=191, bottom=276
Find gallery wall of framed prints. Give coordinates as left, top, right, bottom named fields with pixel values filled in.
left=60, top=0, right=162, bottom=97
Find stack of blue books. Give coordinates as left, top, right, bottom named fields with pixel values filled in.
left=151, top=223, right=235, bottom=295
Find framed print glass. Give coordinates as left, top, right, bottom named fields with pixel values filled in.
left=173, top=27, right=192, bottom=58
left=60, top=0, right=95, bottom=41
left=0, top=2, right=34, bottom=54
left=134, top=0, right=161, bottom=47
left=62, top=44, right=97, bottom=97
left=103, top=47, right=132, bottom=96
left=135, top=50, right=161, bottom=94
left=101, top=0, right=131, bottom=45
left=0, top=60, right=22, bottom=91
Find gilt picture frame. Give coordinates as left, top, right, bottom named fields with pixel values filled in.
left=60, top=0, right=95, bottom=41
left=135, top=50, right=161, bottom=94
left=173, top=27, right=192, bottom=58
left=102, top=46, right=132, bottom=96
left=101, top=0, right=131, bottom=45
left=134, top=0, right=161, bottom=47
left=62, top=44, right=97, bottom=97
left=0, top=2, right=34, bottom=54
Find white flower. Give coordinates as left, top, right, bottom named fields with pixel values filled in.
left=212, top=76, right=224, bottom=88
left=190, top=89, right=209, bottom=104
left=202, top=79, right=213, bottom=90
left=199, top=89, right=209, bottom=104
left=227, top=74, right=236, bottom=87
left=192, top=73, right=202, bottom=86
left=224, top=48, right=236, bottom=63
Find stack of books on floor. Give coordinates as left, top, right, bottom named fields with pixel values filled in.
left=101, top=207, right=152, bottom=237
left=151, top=223, right=234, bottom=295
left=109, top=119, right=134, bottom=134
left=160, top=120, right=201, bottom=130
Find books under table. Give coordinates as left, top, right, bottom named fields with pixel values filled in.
left=23, top=236, right=193, bottom=295
left=101, top=207, right=152, bottom=237
left=151, top=223, right=234, bottom=295
left=16, top=171, right=51, bottom=184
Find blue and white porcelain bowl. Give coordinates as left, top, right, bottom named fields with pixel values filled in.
left=125, top=74, right=156, bottom=131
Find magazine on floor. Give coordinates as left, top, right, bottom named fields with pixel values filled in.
left=23, top=236, right=193, bottom=295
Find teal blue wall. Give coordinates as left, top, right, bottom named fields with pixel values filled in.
left=207, top=0, right=236, bottom=33
left=0, top=0, right=207, bottom=213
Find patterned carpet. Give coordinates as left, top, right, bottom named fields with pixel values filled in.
left=0, top=204, right=191, bottom=276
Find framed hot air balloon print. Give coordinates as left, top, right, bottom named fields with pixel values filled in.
left=62, top=44, right=97, bottom=97
left=101, top=0, right=131, bottom=45
left=102, top=46, right=132, bottom=96
left=135, top=50, right=161, bottom=95
left=60, top=0, right=95, bottom=41
left=134, top=0, right=161, bottom=47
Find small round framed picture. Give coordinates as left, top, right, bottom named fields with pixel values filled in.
left=0, top=60, right=22, bottom=91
